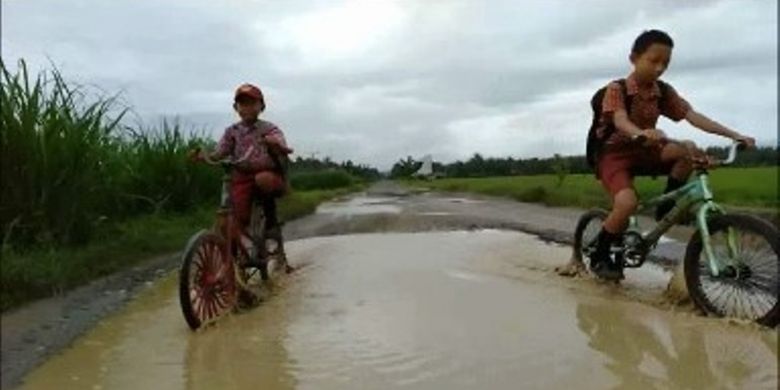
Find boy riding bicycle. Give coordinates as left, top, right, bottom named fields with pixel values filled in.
left=194, top=83, right=293, bottom=268
left=561, top=29, right=755, bottom=281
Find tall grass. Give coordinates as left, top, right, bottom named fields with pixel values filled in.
left=112, top=122, right=220, bottom=215
left=1, top=59, right=122, bottom=246
left=0, top=60, right=219, bottom=249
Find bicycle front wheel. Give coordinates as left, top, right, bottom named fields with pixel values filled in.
left=684, top=214, right=779, bottom=327
left=179, top=230, right=238, bottom=330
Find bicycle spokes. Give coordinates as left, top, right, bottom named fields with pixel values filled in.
left=726, top=226, right=740, bottom=260
left=188, top=240, right=235, bottom=325
left=698, top=223, right=778, bottom=321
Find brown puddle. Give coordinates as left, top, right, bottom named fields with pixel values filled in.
left=19, top=231, right=778, bottom=390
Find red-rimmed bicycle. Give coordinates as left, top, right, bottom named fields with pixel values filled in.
left=178, top=149, right=288, bottom=330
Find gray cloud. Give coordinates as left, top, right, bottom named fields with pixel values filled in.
left=3, top=0, right=776, bottom=169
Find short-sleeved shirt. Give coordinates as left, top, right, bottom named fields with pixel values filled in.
left=598, top=73, right=692, bottom=146
left=214, top=119, right=289, bottom=172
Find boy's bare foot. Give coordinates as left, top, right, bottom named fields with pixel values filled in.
left=555, top=258, right=586, bottom=277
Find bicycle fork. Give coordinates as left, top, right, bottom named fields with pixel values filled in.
left=697, top=201, right=739, bottom=278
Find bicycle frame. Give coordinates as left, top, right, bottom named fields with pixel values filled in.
left=627, top=170, right=736, bottom=277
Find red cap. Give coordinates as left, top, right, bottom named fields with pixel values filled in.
left=234, top=83, right=263, bottom=101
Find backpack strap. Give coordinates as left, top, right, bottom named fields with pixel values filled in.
left=656, top=79, right=670, bottom=111
left=616, top=79, right=632, bottom=115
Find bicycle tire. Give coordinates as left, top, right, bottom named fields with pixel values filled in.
left=684, top=214, right=780, bottom=327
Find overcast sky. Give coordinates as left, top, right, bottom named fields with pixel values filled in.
left=3, top=0, right=777, bottom=169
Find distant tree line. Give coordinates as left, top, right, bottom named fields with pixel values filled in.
left=390, top=146, right=778, bottom=178
left=290, top=155, right=382, bottom=181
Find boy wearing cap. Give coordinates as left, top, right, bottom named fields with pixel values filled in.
left=198, top=83, right=293, bottom=266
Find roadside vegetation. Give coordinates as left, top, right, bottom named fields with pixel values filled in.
left=0, top=60, right=374, bottom=311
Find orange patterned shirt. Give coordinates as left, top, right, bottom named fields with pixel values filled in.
left=599, top=73, right=692, bottom=146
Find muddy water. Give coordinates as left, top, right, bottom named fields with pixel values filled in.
left=19, top=231, right=778, bottom=390
left=316, top=196, right=402, bottom=215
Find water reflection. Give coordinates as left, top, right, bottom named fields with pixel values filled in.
left=576, top=301, right=778, bottom=389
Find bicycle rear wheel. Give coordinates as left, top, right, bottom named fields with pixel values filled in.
left=179, top=230, right=238, bottom=330
left=684, top=214, right=780, bottom=327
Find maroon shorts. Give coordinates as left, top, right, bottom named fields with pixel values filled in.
left=230, top=171, right=286, bottom=227
left=597, top=143, right=673, bottom=196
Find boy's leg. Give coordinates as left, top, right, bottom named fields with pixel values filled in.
left=260, top=196, right=293, bottom=272
left=656, top=141, right=694, bottom=220
left=261, top=197, right=279, bottom=231
left=230, top=174, right=255, bottom=230
left=595, top=164, right=638, bottom=280
left=603, top=188, right=638, bottom=233
left=592, top=187, right=637, bottom=279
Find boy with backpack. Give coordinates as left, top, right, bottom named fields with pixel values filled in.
left=195, top=83, right=293, bottom=267
left=571, top=29, right=755, bottom=280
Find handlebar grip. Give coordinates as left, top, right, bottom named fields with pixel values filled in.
left=721, top=141, right=740, bottom=165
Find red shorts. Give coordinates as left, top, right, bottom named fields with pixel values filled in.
left=597, top=143, right=673, bottom=196
left=230, top=171, right=286, bottom=227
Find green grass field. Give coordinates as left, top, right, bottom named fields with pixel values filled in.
left=406, top=167, right=778, bottom=211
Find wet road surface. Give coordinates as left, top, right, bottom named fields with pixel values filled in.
left=18, top=229, right=778, bottom=389
left=7, top=183, right=778, bottom=389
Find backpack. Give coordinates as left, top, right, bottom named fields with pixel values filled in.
left=255, top=120, right=291, bottom=196
left=585, top=79, right=669, bottom=168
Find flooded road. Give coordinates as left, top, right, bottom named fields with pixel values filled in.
left=18, top=230, right=778, bottom=390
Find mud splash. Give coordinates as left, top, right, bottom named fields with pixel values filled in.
left=19, top=231, right=778, bottom=390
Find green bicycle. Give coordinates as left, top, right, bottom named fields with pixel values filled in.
left=574, top=141, right=779, bottom=327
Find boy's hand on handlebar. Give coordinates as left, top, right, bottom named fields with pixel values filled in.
left=689, top=152, right=715, bottom=169
left=632, top=129, right=665, bottom=146
left=645, top=129, right=666, bottom=144
left=733, top=134, right=755, bottom=149
left=263, top=136, right=294, bottom=154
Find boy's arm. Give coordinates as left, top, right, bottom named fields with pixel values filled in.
left=603, top=83, right=663, bottom=142
left=613, top=110, right=645, bottom=138
left=685, top=110, right=755, bottom=147
left=210, top=127, right=235, bottom=159
left=664, top=85, right=755, bottom=147
left=263, top=127, right=293, bottom=154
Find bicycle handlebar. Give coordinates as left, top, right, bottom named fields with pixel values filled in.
left=629, top=134, right=744, bottom=168
left=191, top=147, right=253, bottom=167
left=719, top=141, right=742, bottom=166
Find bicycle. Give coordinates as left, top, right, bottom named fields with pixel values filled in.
left=179, top=149, right=289, bottom=330
left=573, top=140, right=779, bottom=327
